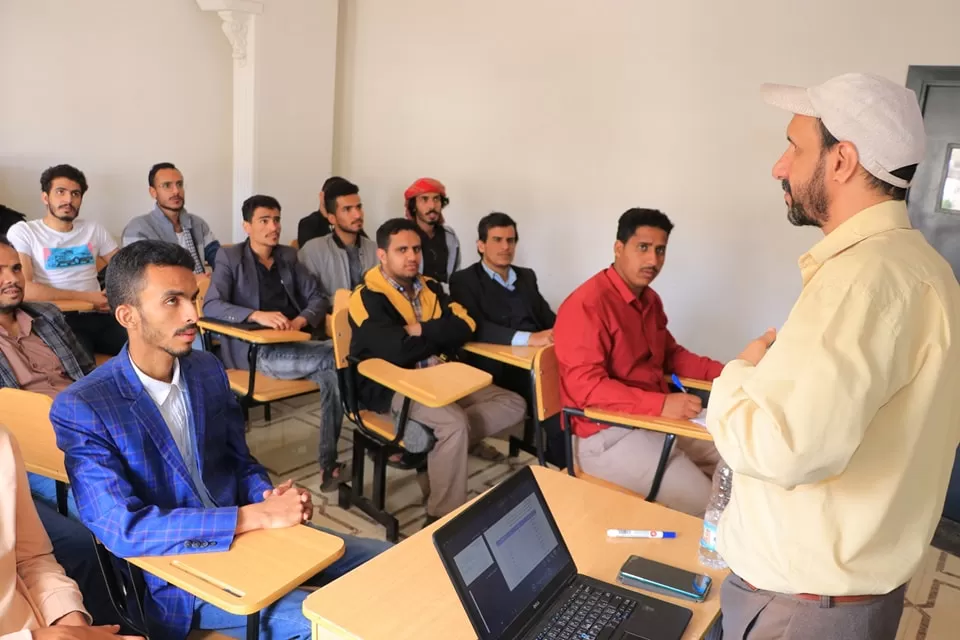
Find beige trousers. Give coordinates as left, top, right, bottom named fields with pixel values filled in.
left=576, top=426, right=720, bottom=516
left=391, top=384, right=527, bottom=517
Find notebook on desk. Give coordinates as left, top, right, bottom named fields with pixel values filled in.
left=690, top=410, right=707, bottom=427
left=433, top=466, right=692, bottom=640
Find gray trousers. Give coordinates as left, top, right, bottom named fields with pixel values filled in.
left=720, top=574, right=906, bottom=640
left=576, top=426, right=720, bottom=516
left=392, top=384, right=526, bottom=517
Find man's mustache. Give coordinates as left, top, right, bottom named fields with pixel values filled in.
left=0, top=285, right=23, bottom=295
left=175, top=323, right=198, bottom=336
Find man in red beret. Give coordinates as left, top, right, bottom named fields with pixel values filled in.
left=404, top=178, right=461, bottom=287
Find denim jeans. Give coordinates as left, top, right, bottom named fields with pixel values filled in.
left=191, top=524, right=392, bottom=639
left=34, top=500, right=128, bottom=628
left=257, top=340, right=343, bottom=471
left=29, top=472, right=80, bottom=519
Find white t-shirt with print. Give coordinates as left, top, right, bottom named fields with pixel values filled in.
left=6, top=219, right=118, bottom=293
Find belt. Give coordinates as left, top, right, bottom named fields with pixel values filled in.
left=740, top=579, right=884, bottom=605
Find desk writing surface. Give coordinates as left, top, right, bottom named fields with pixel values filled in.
left=50, top=300, right=95, bottom=313
left=357, top=359, right=491, bottom=408
left=196, top=319, right=311, bottom=344
left=129, top=524, right=343, bottom=616
left=463, top=342, right=541, bottom=369
left=584, top=408, right=714, bottom=442
left=302, top=466, right=726, bottom=640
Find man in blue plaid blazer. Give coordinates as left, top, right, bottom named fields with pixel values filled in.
left=51, top=240, right=389, bottom=640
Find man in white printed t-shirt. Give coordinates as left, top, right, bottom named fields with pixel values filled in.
left=6, top=164, right=126, bottom=357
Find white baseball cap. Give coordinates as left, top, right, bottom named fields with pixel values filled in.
left=761, top=73, right=926, bottom=189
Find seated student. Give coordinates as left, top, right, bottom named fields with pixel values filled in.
left=449, top=212, right=564, bottom=464
left=50, top=241, right=390, bottom=640
left=349, top=219, right=527, bottom=525
left=298, top=178, right=378, bottom=302
left=6, top=165, right=125, bottom=357
left=297, top=176, right=341, bottom=248
left=121, top=163, right=221, bottom=274
left=204, top=195, right=346, bottom=492
left=404, top=178, right=461, bottom=287
left=554, top=208, right=725, bottom=517
left=0, top=234, right=94, bottom=516
left=0, top=426, right=128, bottom=636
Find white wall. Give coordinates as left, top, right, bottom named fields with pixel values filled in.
left=334, top=0, right=960, bottom=360
left=0, top=0, right=233, bottom=242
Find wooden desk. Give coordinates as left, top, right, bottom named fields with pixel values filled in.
left=303, top=466, right=727, bottom=640
left=584, top=408, right=714, bottom=442
left=197, top=319, right=311, bottom=344
left=463, top=342, right=541, bottom=369
left=357, top=359, right=491, bottom=408
left=50, top=300, right=95, bottom=313
left=130, top=525, right=344, bottom=617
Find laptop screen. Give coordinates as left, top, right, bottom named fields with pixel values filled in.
left=434, top=467, right=574, bottom=639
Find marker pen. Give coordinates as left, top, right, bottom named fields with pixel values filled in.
left=606, top=529, right=677, bottom=539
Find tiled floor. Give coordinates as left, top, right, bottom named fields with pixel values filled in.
left=249, top=395, right=960, bottom=639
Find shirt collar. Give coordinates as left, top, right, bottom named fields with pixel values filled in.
left=798, top=200, right=912, bottom=284
left=129, top=355, right=182, bottom=408
left=151, top=205, right=193, bottom=230
left=381, top=267, right=423, bottom=296
left=0, top=309, right=34, bottom=338
left=481, top=261, right=517, bottom=288
left=603, top=266, right=655, bottom=306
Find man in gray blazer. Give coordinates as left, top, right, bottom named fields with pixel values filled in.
left=298, top=178, right=377, bottom=303
left=122, top=162, right=221, bottom=273
left=203, top=195, right=345, bottom=492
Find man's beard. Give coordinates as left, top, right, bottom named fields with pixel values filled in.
left=48, top=202, right=77, bottom=221
left=161, top=198, right=185, bottom=213
left=418, top=210, right=441, bottom=226
left=143, top=320, right=197, bottom=358
left=783, top=157, right=830, bottom=228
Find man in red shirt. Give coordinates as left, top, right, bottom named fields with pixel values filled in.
left=554, top=208, right=724, bottom=516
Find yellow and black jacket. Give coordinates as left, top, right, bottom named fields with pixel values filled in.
left=348, top=267, right=476, bottom=412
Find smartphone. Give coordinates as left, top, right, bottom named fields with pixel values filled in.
left=617, top=555, right=712, bottom=602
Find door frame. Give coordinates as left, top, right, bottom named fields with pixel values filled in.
left=906, top=66, right=960, bottom=210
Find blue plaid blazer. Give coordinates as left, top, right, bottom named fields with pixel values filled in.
left=50, top=346, right=272, bottom=640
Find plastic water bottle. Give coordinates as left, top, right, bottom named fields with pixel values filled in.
left=698, top=461, right=733, bottom=569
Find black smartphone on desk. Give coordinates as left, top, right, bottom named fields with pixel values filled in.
left=617, top=555, right=712, bottom=602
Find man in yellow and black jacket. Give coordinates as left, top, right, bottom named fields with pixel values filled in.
left=349, top=219, right=526, bottom=525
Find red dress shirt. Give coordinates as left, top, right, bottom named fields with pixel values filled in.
left=554, top=268, right=724, bottom=438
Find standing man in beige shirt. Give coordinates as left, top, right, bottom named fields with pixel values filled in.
left=707, top=73, right=960, bottom=639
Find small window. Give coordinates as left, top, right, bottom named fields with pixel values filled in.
left=938, top=144, right=960, bottom=214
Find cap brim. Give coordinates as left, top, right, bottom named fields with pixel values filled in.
left=761, top=83, right=819, bottom=117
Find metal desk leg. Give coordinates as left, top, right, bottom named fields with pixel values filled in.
left=246, top=611, right=260, bottom=640
left=56, top=481, right=69, bottom=516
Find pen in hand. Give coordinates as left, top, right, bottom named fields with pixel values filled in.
left=671, top=374, right=688, bottom=394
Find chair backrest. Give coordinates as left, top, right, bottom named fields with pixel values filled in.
left=331, top=289, right=352, bottom=370
left=0, top=388, right=64, bottom=481
left=533, top=345, right=561, bottom=422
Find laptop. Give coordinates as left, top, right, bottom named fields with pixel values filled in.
left=433, top=466, right=693, bottom=640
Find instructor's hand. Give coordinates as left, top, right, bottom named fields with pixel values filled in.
left=737, top=328, right=777, bottom=366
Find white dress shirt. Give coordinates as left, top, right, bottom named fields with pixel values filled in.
left=129, top=356, right=216, bottom=507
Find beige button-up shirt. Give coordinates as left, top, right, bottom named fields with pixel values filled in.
left=0, top=426, right=88, bottom=639
left=707, top=200, right=960, bottom=596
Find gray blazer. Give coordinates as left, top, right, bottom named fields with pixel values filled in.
left=203, top=241, right=330, bottom=370
left=122, top=206, right=221, bottom=268
left=298, top=233, right=378, bottom=300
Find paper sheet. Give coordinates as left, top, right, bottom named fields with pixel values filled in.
left=690, top=409, right=707, bottom=427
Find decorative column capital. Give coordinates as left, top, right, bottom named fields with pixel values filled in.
left=196, top=0, right=264, bottom=65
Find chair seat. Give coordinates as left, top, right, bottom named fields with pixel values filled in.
left=573, top=465, right=644, bottom=499
left=225, top=369, right=318, bottom=402
left=356, top=410, right=407, bottom=447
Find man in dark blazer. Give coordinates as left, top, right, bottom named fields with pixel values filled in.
left=52, top=240, right=388, bottom=639
left=203, top=195, right=345, bottom=492
left=449, top=212, right=564, bottom=464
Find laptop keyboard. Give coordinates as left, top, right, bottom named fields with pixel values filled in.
left=534, top=583, right=638, bottom=640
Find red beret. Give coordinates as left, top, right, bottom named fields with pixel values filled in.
left=404, top=177, right=446, bottom=201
